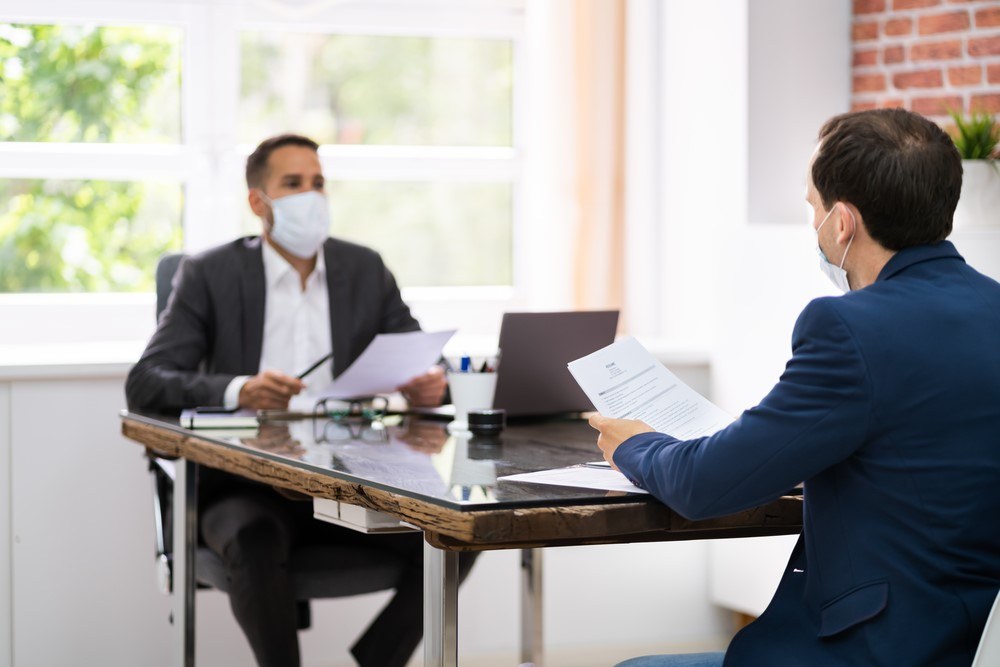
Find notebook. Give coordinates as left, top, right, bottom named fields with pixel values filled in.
left=492, top=310, right=619, bottom=417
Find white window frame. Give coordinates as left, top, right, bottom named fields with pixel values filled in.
left=0, top=0, right=526, bottom=347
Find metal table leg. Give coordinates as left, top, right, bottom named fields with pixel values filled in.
left=173, top=458, right=197, bottom=667
left=521, top=548, right=544, bottom=666
left=423, top=539, right=459, bottom=667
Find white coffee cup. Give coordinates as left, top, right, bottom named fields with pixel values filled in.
left=446, top=371, right=498, bottom=432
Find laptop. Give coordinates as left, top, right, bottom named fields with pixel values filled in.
left=492, top=310, right=619, bottom=417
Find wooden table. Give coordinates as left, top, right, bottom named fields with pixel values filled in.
left=121, top=411, right=802, bottom=667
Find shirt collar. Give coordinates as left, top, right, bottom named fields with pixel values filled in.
left=261, top=238, right=326, bottom=291
left=875, top=240, right=964, bottom=283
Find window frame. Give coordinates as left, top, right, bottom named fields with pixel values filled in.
left=0, top=0, right=526, bottom=346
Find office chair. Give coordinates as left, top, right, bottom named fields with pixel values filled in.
left=972, top=590, right=1000, bottom=667
left=147, top=252, right=407, bottom=639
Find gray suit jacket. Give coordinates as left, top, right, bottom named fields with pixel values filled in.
left=126, top=236, right=420, bottom=412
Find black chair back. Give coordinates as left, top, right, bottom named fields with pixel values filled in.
left=155, top=253, right=186, bottom=321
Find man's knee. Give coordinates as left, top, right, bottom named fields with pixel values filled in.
left=201, top=494, right=293, bottom=569
left=223, top=516, right=291, bottom=569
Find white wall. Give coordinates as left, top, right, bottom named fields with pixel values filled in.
left=948, top=230, right=1000, bottom=283
left=1, top=383, right=11, bottom=667
left=9, top=377, right=173, bottom=665
left=654, top=0, right=851, bottom=617
left=703, top=0, right=851, bottom=416
left=748, top=0, right=853, bottom=227
left=1, top=368, right=729, bottom=666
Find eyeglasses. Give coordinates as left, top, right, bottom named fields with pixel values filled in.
left=312, top=397, right=389, bottom=444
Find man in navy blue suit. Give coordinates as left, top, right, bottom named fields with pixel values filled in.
left=590, top=108, right=1000, bottom=666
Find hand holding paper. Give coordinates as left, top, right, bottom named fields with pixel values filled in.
left=587, top=413, right=654, bottom=468
left=398, top=365, right=448, bottom=407
left=313, top=330, right=455, bottom=401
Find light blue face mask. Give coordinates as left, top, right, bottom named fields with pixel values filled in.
left=258, top=190, right=330, bottom=259
left=815, top=203, right=856, bottom=293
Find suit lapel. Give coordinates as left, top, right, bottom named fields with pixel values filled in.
left=325, top=240, right=353, bottom=378
left=240, top=239, right=266, bottom=374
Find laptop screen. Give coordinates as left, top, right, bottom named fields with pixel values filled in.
left=492, top=310, right=619, bottom=417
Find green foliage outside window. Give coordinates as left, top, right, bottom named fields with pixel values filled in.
left=0, top=24, right=180, bottom=142
left=0, top=24, right=182, bottom=293
left=0, top=179, right=182, bottom=292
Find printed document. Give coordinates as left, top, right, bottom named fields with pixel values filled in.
left=499, top=464, right=649, bottom=494
left=568, top=336, right=732, bottom=438
left=313, top=330, right=455, bottom=400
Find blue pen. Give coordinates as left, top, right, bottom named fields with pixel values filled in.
left=460, top=355, right=472, bottom=372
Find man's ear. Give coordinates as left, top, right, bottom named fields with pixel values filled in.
left=836, top=202, right=859, bottom=244
left=248, top=189, right=269, bottom=219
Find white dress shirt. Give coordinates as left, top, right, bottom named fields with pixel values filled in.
left=223, top=241, right=333, bottom=408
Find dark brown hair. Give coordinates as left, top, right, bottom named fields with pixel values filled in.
left=812, top=108, right=962, bottom=251
left=245, top=134, right=320, bottom=189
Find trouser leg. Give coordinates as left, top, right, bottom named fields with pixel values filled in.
left=201, top=490, right=300, bottom=667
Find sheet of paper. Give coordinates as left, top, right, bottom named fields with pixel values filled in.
left=313, top=330, right=455, bottom=400
left=499, top=465, right=648, bottom=494
left=568, top=336, right=732, bottom=439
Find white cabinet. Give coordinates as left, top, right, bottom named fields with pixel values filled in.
left=708, top=535, right=797, bottom=618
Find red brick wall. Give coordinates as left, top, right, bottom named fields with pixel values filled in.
left=851, top=0, right=1000, bottom=120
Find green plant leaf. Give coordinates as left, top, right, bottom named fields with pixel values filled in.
left=949, top=109, right=1000, bottom=160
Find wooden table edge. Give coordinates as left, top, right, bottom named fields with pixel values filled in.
left=121, top=417, right=803, bottom=550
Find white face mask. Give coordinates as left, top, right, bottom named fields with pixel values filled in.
left=258, top=190, right=330, bottom=259
left=815, top=203, right=856, bottom=293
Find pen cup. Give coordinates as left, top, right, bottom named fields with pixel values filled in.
left=446, top=370, right=498, bottom=432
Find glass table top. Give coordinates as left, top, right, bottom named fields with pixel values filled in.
left=126, top=411, right=652, bottom=512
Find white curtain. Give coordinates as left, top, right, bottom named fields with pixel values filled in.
left=521, top=0, right=628, bottom=322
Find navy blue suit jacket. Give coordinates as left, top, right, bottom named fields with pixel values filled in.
left=615, top=241, right=1000, bottom=666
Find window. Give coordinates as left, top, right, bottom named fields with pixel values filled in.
left=0, top=23, right=183, bottom=293
left=0, top=1, right=524, bottom=345
left=239, top=29, right=517, bottom=288
left=0, top=1, right=518, bottom=294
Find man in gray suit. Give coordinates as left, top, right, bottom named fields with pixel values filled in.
left=126, top=134, right=466, bottom=667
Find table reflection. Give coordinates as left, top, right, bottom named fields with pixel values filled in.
left=181, top=414, right=637, bottom=509
left=230, top=416, right=504, bottom=504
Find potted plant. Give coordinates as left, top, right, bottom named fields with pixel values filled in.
left=949, top=110, right=1000, bottom=230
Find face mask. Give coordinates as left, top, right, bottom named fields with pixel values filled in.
left=258, top=190, right=330, bottom=259
left=814, top=204, right=856, bottom=293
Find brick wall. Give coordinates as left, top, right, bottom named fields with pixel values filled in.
left=851, top=0, right=1000, bottom=120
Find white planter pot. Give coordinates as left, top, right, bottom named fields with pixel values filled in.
left=953, top=160, right=1000, bottom=230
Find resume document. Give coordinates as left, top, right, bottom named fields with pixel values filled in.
left=568, top=336, right=732, bottom=438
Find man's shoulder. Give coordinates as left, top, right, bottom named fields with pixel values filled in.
left=323, top=236, right=387, bottom=269
left=794, top=296, right=850, bottom=337
left=793, top=292, right=888, bottom=347
left=190, top=236, right=262, bottom=264
left=797, top=287, right=911, bottom=337
left=179, top=237, right=262, bottom=278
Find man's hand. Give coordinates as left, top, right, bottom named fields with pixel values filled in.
left=588, top=414, right=655, bottom=469
left=238, top=369, right=305, bottom=410
left=398, top=366, right=447, bottom=407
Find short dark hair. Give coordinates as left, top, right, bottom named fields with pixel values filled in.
left=245, top=134, right=320, bottom=190
left=812, top=108, right=962, bottom=251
